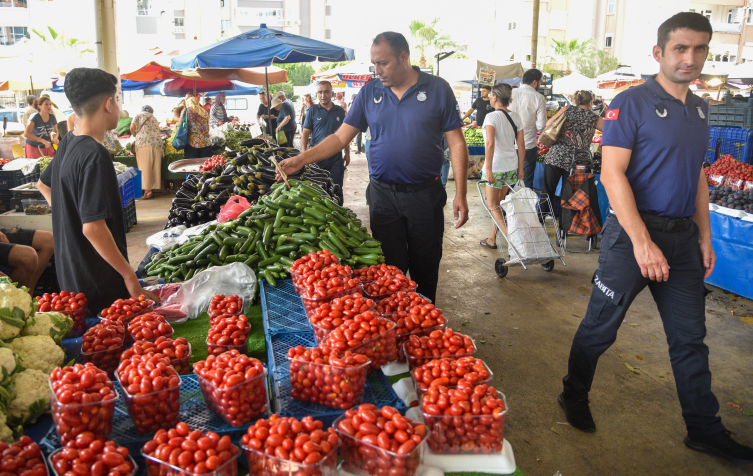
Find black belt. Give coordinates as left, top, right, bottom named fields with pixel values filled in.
left=639, top=212, right=694, bottom=233
left=371, top=176, right=440, bottom=193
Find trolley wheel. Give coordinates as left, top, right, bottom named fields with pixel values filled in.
left=495, top=259, right=509, bottom=278
left=541, top=260, right=555, bottom=272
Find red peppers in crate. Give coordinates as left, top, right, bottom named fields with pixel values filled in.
left=193, top=350, right=267, bottom=427
left=141, top=424, right=240, bottom=476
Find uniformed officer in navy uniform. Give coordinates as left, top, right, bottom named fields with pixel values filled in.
left=559, top=12, right=753, bottom=463
left=279, top=31, right=469, bottom=303
left=301, top=80, right=349, bottom=204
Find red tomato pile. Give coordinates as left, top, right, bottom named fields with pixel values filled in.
left=206, top=315, right=250, bottom=356
left=142, top=424, right=238, bottom=475
left=0, top=436, right=46, bottom=476
left=321, top=312, right=398, bottom=371
left=208, top=295, right=243, bottom=321
left=193, top=351, right=267, bottom=427
left=335, top=404, right=426, bottom=476
left=50, top=437, right=134, bottom=476
left=99, top=296, right=153, bottom=326
left=120, top=336, right=191, bottom=375
left=127, top=313, right=173, bottom=343
left=38, top=291, right=88, bottom=337
left=116, top=354, right=180, bottom=435
left=0, top=159, right=10, bottom=166
left=704, top=155, right=753, bottom=183
left=375, top=292, right=431, bottom=317
left=298, top=267, right=358, bottom=299
left=50, top=363, right=118, bottom=445
left=287, top=345, right=371, bottom=410
left=199, top=155, right=225, bottom=171
left=81, top=322, right=126, bottom=376
left=353, top=264, right=402, bottom=283
left=289, top=250, right=340, bottom=278
left=421, top=380, right=506, bottom=454
left=411, top=357, right=492, bottom=396
left=390, top=304, right=447, bottom=363
left=362, top=274, right=416, bottom=299
left=404, top=329, right=476, bottom=370
left=307, top=293, right=374, bottom=344
left=241, top=415, right=339, bottom=473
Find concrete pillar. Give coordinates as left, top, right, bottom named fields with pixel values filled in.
left=95, top=0, right=123, bottom=107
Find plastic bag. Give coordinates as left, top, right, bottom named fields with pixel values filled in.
left=723, top=176, right=745, bottom=191
left=218, top=195, right=251, bottom=222
left=146, top=284, right=187, bottom=320
left=276, top=130, right=288, bottom=145
left=172, top=113, right=188, bottom=151
left=501, top=183, right=560, bottom=265
left=158, top=263, right=257, bottom=323
left=146, top=225, right=187, bottom=252
left=707, top=174, right=725, bottom=188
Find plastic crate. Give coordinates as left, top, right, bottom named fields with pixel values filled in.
left=717, top=127, right=753, bottom=164
left=123, top=200, right=137, bottom=232
left=0, top=164, right=40, bottom=191
left=260, top=279, right=310, bottom=335
left=39, top=373, right=259, bottom=454
left=706, top=126, right=722, bottom=163
left=265, top=331, right=317, bottom=380
left=120, top=175, right=135, bottom=207
left=708, top=97, right=753, bottom=128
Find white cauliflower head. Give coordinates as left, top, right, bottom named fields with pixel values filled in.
left=0, top=413, right=14, bottom=443
left=21, top=312, right=73, bottom=345
left=0, top=278, right=35, bottom=341
left=6, top=336, right=64, bottom=375
left=8, top=369, right=50, bottom=424
left=0, top=348, right=17, bottom=379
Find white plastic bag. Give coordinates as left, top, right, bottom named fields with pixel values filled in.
left=146, top=225, right=187, bottom=252
left=501, top=183, right=559, bottom=264
left=158, top=262, right=257, bottom=323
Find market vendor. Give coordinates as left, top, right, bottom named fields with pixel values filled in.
left=37, top=67, right=158, bottom=314
left=301, top=80, right=349, bottom=204
left=279, top=31, right=469, bottom=303
left=0, top=227, right=54, bottom=293
left=23, top=96, right=58, bottom=158
left=461, top=84, right=493, bottom=127
left=558, top=13, right=753, bottom=463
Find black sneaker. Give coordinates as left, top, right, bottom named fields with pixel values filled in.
left=685, top=430, right=753, bottom=463
left=558, top=392, right=596, bottom=433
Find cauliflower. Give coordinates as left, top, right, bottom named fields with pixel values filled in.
left=0, top=413, right=14, bottom=443
left=0, top=278, right=35, bottom=341
left=6, top=336, right=64, bottom=375
left=21, top=312, right=73, bottom=345
left=8, top=369, right=49, bottom=425
left=0, top=348, right=16, bottom=379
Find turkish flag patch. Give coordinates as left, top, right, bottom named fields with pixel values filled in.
left=605, top=109, right=620, bottom=120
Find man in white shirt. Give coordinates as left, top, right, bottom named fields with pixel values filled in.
left=509, top=69, right=547, bottom=189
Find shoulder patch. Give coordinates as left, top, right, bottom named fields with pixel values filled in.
left=605, top=109, right=620, bottom=121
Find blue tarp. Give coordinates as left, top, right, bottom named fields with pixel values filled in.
left=51, top=78, right=159, bottom=93
left=142, top=79, right=262, bottom=97
left=171, top=23, right=355, bottom=70
left=706, top=211, right=753, bottom=299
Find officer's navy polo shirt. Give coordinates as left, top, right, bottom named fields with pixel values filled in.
left=344, top=67, right=463, bottom=185
left=303, top=103, right=346, bottom=160
left=602, top=76, right=709, bottom=218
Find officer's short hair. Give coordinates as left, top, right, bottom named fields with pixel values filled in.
left=657, top=12, right=713, bottom=52
left=373, top=32, right=410, bottom=60
left=480, top=85, right=491, bottom=91
left=522, top=69, right=543, bottom=85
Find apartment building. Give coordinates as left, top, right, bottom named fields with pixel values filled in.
left=219, top=0, right=329, bottom=40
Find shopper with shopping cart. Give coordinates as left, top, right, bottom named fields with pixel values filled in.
left=559, top=12, right=753, bottom=463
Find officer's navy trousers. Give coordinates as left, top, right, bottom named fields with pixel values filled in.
left=366, top=180, right=446, bottom=303
left=319, top=153, right=344, bottom=204
left=563, top=214, right=725, bottom=436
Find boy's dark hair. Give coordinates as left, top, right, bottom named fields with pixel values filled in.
left=480, top=85, right=492, bottom=91
left=373, top=32, right=410, bottom=59
left=522, top=69, right=543, bottom=85
left=64, top=68, right=118, bottom=117
left=657, top=12, right=712, bottom=51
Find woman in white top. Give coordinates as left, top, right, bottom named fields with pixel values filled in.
left=480, top=83, right=526, bottom=249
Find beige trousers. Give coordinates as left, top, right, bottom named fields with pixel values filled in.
left=135, top=146, right=163, bottom=190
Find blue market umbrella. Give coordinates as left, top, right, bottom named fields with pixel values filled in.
left=143, top=78, right=262, bottom=97
left=51, top=78, right=159, bottom=93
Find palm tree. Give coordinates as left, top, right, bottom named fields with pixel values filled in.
left=551, top=38, right=595, bottom=74
left=32, top=26, right=93, bottom=57
left=408, top=18, right=457, bottom=68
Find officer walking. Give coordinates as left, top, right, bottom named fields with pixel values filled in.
left=279, top=31, right=469, bottom=303
left=301, top=80, right=350, bottom=204
left=558, top=12, right=753, bottom=463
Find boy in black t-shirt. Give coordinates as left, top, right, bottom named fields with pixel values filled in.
left=462, top=84, right=494, bottom=126
left=38, top=68, right=158, bottom=314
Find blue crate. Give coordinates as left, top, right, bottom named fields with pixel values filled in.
left=124, top=200, right=137, bottom=232
left=718, top=127, right=753, bottom=164
left=706, top=126, right=722, bottom=163
left=39, top=373, right=261, bottom=454
left=119, top=176, right=135, bottom=207
left=708, top=98, right=753, bottom=128
left=260, top=279, right=311, bottom=335
left=266, top=331, right=317, bottom=380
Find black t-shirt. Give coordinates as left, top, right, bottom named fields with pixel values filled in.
left=473, top=97, right=494, bottom=126
left=40, top=133, right=129, bottom=314
left=256, top=104, right=277, bottom=130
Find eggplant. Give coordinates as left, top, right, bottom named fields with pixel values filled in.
left=255, top=172, right=277, bottom=183
left=211, top=200, right=222, bottom=212
left=223, top=164, right=237, bottom=176
left=208, top=211, right=217, bottom=219
left=186, top=211, right=197, bottom=222
left=253, top=151, right=272, bottom=166
left=199, top=181, right=212, bottom=197
left=226, top=150, right=238, bottom=158
left=176, top=189, right=197, bottom=200
left=192, top=201, right=213, bottom=211
left=233, top=153, right=250, bottom=167
left=210, top=182, right=235, bottom=192
left=254, top=165, right=277, bottom=175
left=172, top=198, right=193, bottom=207
left=216, top=189, right=230, bottom=200
left=240, top=138, right=268, bottom=147
left=217, top=175, right=234, bottom=184
left=182, top=182, right=198, bottom=193
left=240, top=165, right=254, bottom=175
left=196, top=210, right=207, bottom=220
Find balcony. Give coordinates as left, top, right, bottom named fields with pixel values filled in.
left=711, top=22, right=742, bottom=34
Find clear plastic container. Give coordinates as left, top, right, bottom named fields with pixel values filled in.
left=22, top=199, right=50, bottom=215
left=98, top=302, right=155, bottom=327
left=334, top=414, right=425, bottom=476
left=115, top=372, right=181, bottom=435
left=127, top=321, right=174, bottom=344
left=395, top=324, right=445, bottom=363
left=142, top=445, right=239, bottom=476
left=375, top=292, right=432, bottom=320
left=403, top=338, right=477, bottom=371
left=421, top=391, right=508, bottom=454
left=243, top=441, right=338, bottom=476
left=411, top=359, right=493, bottom=396
left=196, top=369, right=268, bottom=427
left=360, top=282, right=417, bottom=301
left=48, top=379, right=118, bottom=445
left=208, top=297, right=244, bottom=323
left=49, top=447, right=137, bottom=476
left=325, top=319, right=398, bottom=372
left=300, top=287, right=358, bottom=313
left=81, top=341, right=124, bottom=378
left=310, top=320, right=336, bottom=345
left=288, top=353, right=370, bottom=410
left=54, top=308, right=88, bottom=339
left=206, top=338, right=247, bottom=357
left=167, top=341, right=191, bottom=375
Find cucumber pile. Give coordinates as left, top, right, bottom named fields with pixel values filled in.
left=147, top=180, right=384, bottom=286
